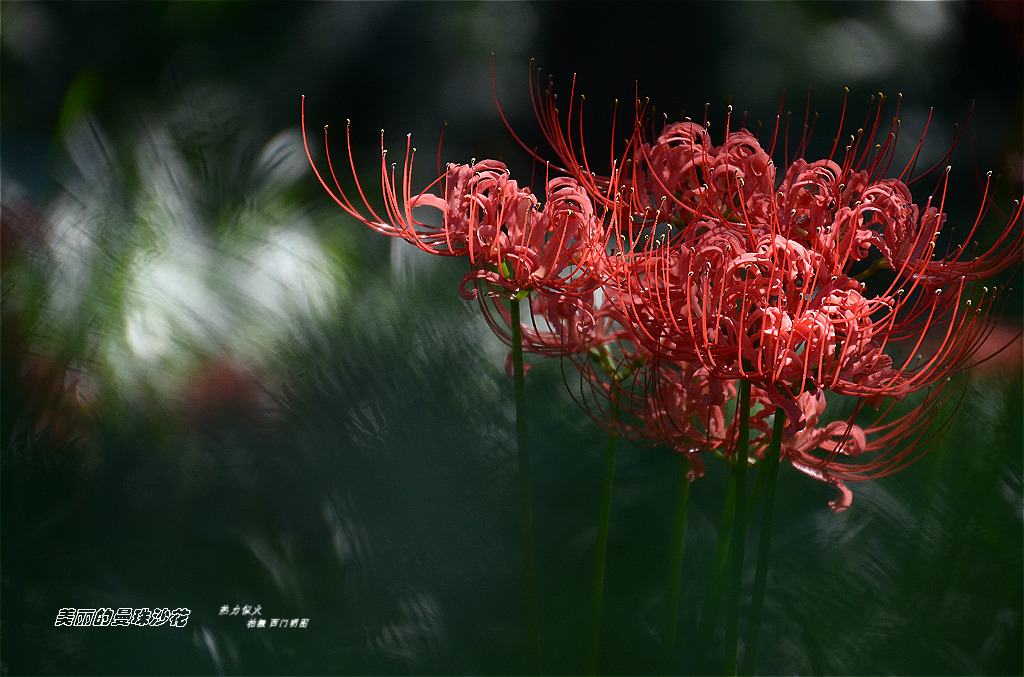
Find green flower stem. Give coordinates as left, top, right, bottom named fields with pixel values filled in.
left=742, top=408, right=786, bottom=676
left=510, top=295, right=540, bottom=672
left=662, top=451, right=692, bottom=673
left=745, top=449, right=770, bottom=516
left=585, top=414, right=619, bottom=674
left=691, top=470, right=737, bottom=673
left=723, top=379, right=752, bottom=676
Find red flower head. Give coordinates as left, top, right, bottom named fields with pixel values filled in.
left=565, top=95, right=1023, bottom=408
left=306, top=72, right=1022, bottom=511
left=301, top=97, right=610, bottom=300
left=510, top=75, right=1021, bottom=508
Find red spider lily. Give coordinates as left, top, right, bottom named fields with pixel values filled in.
left=581, top=100, right=1023, bottom=402
left=301, top=96, right=611, bottom=299
left=779, top=380, right=959, bottom=512
left=507, top=75, right=1019, bottom=508
left=306, top=70, right=1021, bottom=511
left=518, top=73, right=1021, bottom=288
left=569, top=350, right=960, bottom=511
left=608, top=216, right=1009, bottom=403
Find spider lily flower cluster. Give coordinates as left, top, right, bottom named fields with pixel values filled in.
left=302, top=81, right=1022, bottom=511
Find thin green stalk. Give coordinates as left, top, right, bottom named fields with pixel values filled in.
left=585, top=417, right=618, bottom=674
left=662, top=452, right=692, bottom=673
left=510, top=295, right=540, bottom=672
left=690, top=471, right=737, bottom=673
left=723, top=379, right=751, bottom=676
left=745, top=449, right=770, bottom=516
left=742, top=408, right=786, bottom=676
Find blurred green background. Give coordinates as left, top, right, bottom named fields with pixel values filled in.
left=2, top=1, right=1021, bottom=675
